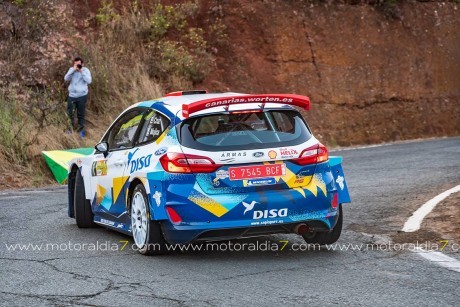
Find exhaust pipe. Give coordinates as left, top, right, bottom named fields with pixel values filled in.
left=293, top=223, right=310, bottom=235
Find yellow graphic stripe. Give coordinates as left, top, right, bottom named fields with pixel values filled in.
left=96, top=184, right=106, bottom=205
left=155, top=128, right=169, bottom=144
left=188, top=191, right=229, bottom=217
left=112, top=176, right=129, bottom=204
left=304, top=174, right=327, bottom=197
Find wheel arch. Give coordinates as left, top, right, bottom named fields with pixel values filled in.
left=126, top=177, right=146, bottom=216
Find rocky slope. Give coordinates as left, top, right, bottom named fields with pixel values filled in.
left=0, top=0, right=459, bottom=187
left=199, top=0, right=460, bottom=145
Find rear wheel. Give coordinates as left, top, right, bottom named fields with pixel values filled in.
left=303, top=205, right=343, bottom=245
left=74, top=169, right=96, bottom=228
left=131, top=184, right=168, bottom=255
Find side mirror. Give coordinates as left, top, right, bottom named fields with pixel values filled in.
left=95, top=142, right=109, bottom=157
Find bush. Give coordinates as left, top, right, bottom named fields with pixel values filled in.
left=0, top=91, right=35, bottom=166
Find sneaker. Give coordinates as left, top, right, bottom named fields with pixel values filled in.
left=79, top=131, right=85, bottom=138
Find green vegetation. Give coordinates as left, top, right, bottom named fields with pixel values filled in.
left=0, top=92, right=32, bottom=166
left=0, top=0, right=227, bottom=188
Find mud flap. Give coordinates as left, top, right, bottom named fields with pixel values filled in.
left=329, top=156, right=351, bottom=204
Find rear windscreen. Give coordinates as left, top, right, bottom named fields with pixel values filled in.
left=178, top=110, right=312, bottom=151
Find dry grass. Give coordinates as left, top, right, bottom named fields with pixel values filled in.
left=0, top=0, right=224, bottom=189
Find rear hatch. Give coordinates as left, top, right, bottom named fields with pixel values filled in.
left=166, top=109, right=326, bottom=194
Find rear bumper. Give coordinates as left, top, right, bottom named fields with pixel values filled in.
left=161, top=209, right=339, bottom=244
left=158, top=161, right=347, bottom=244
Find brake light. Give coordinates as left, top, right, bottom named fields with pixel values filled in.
left=166, top=207, right=182, bottom=224
left=159, top=153, right=222, bottom=173
left=291, top=144, right=329, bottom=165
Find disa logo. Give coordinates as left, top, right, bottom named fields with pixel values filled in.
left=253, top=208, right=288, bottom=219
left=242, top=201, right=288, bottom=219
left=130, top=154, right=152, bottom=173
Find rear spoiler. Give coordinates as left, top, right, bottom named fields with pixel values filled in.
left=182, top=94, right=310, bottom=118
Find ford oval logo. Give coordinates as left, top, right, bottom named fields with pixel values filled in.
left=154, top=147, right=168, bottom=156
left=253, top=152, right=264, bottom=158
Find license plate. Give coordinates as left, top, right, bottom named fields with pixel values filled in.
left=229, top=164, right=286, bottom=180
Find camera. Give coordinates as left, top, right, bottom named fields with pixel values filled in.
left=77, top=64, right=82, bottom=69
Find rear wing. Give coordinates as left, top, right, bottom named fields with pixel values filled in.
left=182, top=94, right=310, bottom=118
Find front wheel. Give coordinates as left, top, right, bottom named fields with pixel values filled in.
left=303, top=205, right=343, bottom=245
left=74, top=169, right=96, bottom=228
left=130, top=184, right=168, bottom=255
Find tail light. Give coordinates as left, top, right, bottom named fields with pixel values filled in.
left=159, top=153, right=222, bottom=173
left=291, top=144, right=329, bottom=165
left=166, top=207, right=182, bottom=224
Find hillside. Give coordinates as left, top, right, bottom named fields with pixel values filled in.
left=0, top=0, right=459, bottom=188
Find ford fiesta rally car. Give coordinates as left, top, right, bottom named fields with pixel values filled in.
left=68, top=91, right=351, bottom=255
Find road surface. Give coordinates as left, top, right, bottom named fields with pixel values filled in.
left=1, top=137, right=459, bottom=306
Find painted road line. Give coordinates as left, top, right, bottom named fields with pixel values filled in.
left=330, top=136, right=456, bottom=152
left=402, top=185, right=460, bottom=232
left=414, top=247, right=460, bottom=273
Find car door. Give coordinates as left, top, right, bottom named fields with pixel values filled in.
left=92, top=108, right=146, bottom=217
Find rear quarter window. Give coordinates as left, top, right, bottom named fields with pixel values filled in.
left=179, top=110, right=312, bottom=151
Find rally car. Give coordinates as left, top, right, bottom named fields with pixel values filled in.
left=68, top=91, right=351, bottom=255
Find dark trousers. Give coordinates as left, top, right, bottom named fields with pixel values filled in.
left=67, top=95, right=87, bottom=132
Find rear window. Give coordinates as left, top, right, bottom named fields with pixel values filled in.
left=179, top=110, right=312, bottom=151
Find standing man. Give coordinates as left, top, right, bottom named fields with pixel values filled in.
left=64, top=57, right=92, bottom=138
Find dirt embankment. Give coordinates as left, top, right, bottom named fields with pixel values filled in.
left=0, top=1, right=459, bottom=189
left=200, top=1, right=460, bottom=145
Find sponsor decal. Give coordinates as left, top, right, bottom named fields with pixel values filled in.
left=296, top=170, right=310, bottom=179
left=203, top=96, right=295, bottom=109
left=215, top=170, right=229, bottom=179
left=212, top=178, right=221, bottom=187
left=152, top=191, right=162, bottom=206
left=268, top=150, right=277, bottom=159
left=246, top=178, right=276, bottom=186
left=336, top=175, right=345, bottom=190
left=221, top=152, right=247, bottom=158
left=242, top=201, right=258, bottom=215
left=100, top=218, right=115, bottom=226
left=253, top=152, right=264, bottom=158
left=294, top=170, right=311, bottom=184
left=130, top=154, right=152, bottom=174
left=152, top=116, right=162, bottom=125
left=242, top=201, right=288, bottom=220
left=279, top=147, right=299, bottom=158
left=127, top=148, right=139, bottom=165
left=253, top=208, right=288, bottom=220
left=154, top=147, right=168, bottom=156
left=151, top=128, right=160, bottom=137
left=92, top=160, right=108, bottom=176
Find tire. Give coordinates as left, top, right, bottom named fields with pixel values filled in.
left=74, top=169, right=96, bottom=228
left=303, top=205, right=343, bottom=245
left=130, top=184, right=168, bottom=255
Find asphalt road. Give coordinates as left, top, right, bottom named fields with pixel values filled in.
left=1, top=137, right=459, bottom=306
